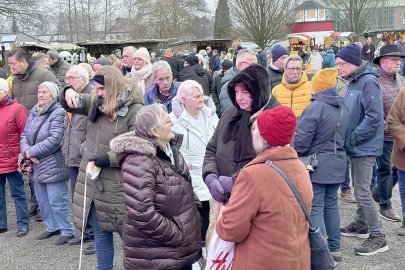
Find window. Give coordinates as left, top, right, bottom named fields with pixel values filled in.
left=307, top=9, right=316, bottom=18
left=319, top=9, right=325, bottom=19
left=403, top=12, right=405, bottom=24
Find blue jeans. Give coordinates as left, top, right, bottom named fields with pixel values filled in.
left=88, top=203, right=114, bottom=270
left=0, top=172, right=29, bottom=229
left=310, top=183, right=341, bottom=252
left=340, top=159, right=351, bottom=191
left=34, top=180, right=74, bottom=236
left=397, top=169, right=405, bottom=217
left=373, top=141, right=398, bottom=209
left=350, top=156, right=383, bottom=235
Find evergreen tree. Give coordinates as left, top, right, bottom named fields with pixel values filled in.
left=214, top=0, right=232, bottom=38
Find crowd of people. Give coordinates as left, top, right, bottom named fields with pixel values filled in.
left=0, top=35, right=404, bottom=270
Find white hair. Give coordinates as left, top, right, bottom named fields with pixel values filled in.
left=135, top=104, right=167, bottom=138
left=177, top=80, right=203, bottom=104
left=0, top=78, right=9, bottom=95
left=152, top=60, right=173, bottom=79
left=68, top=65, right=90, bottom=82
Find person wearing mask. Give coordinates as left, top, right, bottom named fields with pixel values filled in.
left=20, top=81, right=75, bottom=245
left=60, top=66, right=143, bottom=269
left=203, top=64, right=279, bottom=204
left=144, top=61, right=181, bottom=113
left=216, top=106, right=313, bottom=270
left=0, top=78, right=29, bottom=237
left=128, top=47, right=154, bottom=95
left=110, top=104, right=202, bottom=270
left=294, top=69, right=350, bottom=264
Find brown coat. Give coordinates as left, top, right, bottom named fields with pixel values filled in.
left=216, top=147, right=313, bottom=270
left=388, top=86, right=405, bottom=171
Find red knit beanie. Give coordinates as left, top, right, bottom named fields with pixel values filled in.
left=257, top=106, right=297, bottom=146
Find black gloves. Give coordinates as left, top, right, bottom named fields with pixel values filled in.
left=90, top=154, right=110, bottom=168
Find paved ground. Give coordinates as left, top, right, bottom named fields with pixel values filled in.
left=0, top=182, right=404, bottom=269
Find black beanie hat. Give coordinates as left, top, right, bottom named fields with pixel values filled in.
left=185, top=55, right=199, bottom=66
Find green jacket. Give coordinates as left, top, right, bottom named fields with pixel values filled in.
left=60, top=89, right=143, bottom=232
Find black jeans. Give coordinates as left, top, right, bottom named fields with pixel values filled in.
left=373, top=141, right=398, bottom=209
left=201, top=200, right=210, bottom=246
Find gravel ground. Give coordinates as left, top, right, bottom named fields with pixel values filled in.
left=0, top=182, right=404, bottom=270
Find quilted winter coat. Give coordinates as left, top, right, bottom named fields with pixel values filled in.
left=20, top=98, right=69, bottom=183
left=110, top=133, right=202, bottom=270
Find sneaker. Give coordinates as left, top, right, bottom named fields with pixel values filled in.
left=83, top=243, right=96, bottom=255
left=341, top=221, right=369, bottom=239
left=340, top=189, right=357, bottom=203
left=398, top=221, right=405, bottom=236
left=380, top=208, right=402, bottom=222
left=330, top=251, right=342, bottom=263
left=354, top=234, right=389, bottom=256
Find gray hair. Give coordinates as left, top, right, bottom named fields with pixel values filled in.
left=68, top=65, right=89, bottom=82
left=283, top=55, right=303, bottom=69
left=135, top=104, right=167, bottom=138
left=177, top=80, right=203, bottom=103
left=123, top=46, right=137, bottom=55
left=152, top=60, right=173, bottom=79
left=236, top=49, right=257, bottom=63
left=199, top=49, right=207, bottom=57
left=31, top=52, right=48, bottom=63
left=46, top=50, right=60, bottom=59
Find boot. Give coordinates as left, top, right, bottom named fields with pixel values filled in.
left=398, top=221, right=405, bottom=236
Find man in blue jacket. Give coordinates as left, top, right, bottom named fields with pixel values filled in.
left=336, top=44, right=387, bottom=256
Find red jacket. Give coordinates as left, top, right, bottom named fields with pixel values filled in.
left=0, top=96, right=28, bottom=174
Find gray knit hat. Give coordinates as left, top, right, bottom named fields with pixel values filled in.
left=39, top=81, right=59, bottom=98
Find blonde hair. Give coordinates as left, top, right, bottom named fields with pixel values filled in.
left=95, top=66, right=141, bottom=120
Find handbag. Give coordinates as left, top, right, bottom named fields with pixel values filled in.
left=299, top=107, right=343, bottom=172
left=264, top=160, right=335, bottom=270
left=205, top=205, right=234, bottom=270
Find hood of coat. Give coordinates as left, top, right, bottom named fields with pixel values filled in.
left=346, top=60, right=379, bottom=82
left=110, top=131, right=183, bottom=157
left=281, top=71, right=309, bottom=90
left=312, top=87, right=344, bottom=107
left=228, top=64, right=271, bottom=113
left=0, top=95, right=14, bottom=107
left=221, top=66, right=239, bottom=85
left=194, top=65, right=206, bottom=76
left=171, top=94, right=216, bottom=119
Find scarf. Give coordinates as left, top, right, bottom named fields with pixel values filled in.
left=130, top=64, right=152, bottom=94
left=223, top=110, right=256, bottom=164
left=15, top=61, right=35, bottom=81
left=88, top=90, right=130, bottom=122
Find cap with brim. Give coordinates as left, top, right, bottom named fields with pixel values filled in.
left=373, top=44, right=405, bottom=65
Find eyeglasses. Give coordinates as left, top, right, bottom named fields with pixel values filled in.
left=335, top=61, right=349, bottom=67
left=65, top=76, right=82, bottom=81
left=286, top=67, right=302, bottom=72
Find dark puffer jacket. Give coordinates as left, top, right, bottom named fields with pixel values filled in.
left=110, top=132, right=202, bottom=270
left=267, top=65, right=283, bottom=91
left=49, top=59, right=72, bottom=87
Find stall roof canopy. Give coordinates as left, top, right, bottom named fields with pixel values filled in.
left=77, top=39, right=172, bottom=46
left=18, top=43, right=84, bottom=51
left=287, top=33, right=313, bottom=40
left=324, top=32, right=356, bottom=38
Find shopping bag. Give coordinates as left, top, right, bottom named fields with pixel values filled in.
left=204, top=230, right=234, bottom=270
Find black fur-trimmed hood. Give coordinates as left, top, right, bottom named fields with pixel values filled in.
left=227, top=64, right=270, bottom=113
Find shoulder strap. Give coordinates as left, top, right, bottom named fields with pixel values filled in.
left=33, top=113, right=52, bottom=145
left=264, top=160, right=315, bottom=229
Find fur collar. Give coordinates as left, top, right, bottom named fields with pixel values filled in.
left=110, top=131, right=156, bottom=156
